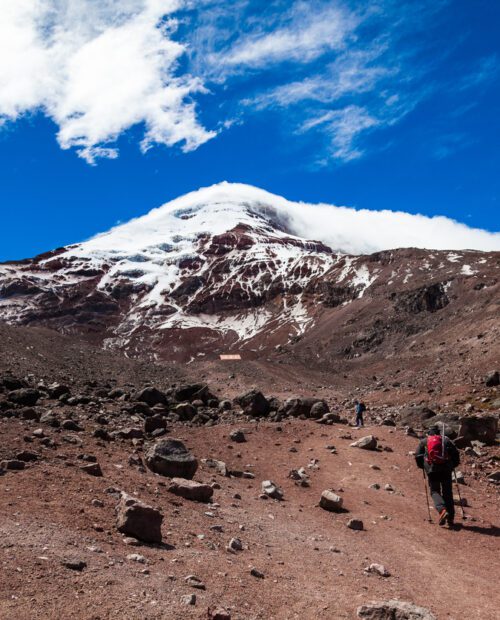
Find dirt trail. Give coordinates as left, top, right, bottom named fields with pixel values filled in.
left=0, top=419, right=498, bottom=620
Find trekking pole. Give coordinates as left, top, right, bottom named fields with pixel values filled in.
left=453, top=469, right=467, bottom=520
left=422, top=469, right=432, bottom=523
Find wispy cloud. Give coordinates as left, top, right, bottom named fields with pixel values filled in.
left=0, top=0, right=215, bottom=163
left=0, top=0, right=495, bottom=165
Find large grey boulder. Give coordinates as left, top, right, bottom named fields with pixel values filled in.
left=146, top=438, right=198, bottom=479
left=357, top=599, right=436, bottom=619
left=116, top=493, right=163, bottom=544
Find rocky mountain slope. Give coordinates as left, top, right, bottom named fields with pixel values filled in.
left=1, top=184, right=499, bottom=379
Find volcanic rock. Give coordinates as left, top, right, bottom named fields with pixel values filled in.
left=145, top=438, right=198, bottom=479
left=351, top=436, right=378, bottom=450
left=457, top=415, right=498, bottom=446
left=116, top=492, right=163, bottom=544
left=319, top=490, right=343, bottom=512
left=168, top=478, right=213, bottom=502
left=229, top=429, right=246, bottom=443
left=357, top=599, right=436, bottom=619
left=261, top=480, right=284, bottom=500
left=485, top=371, right=499, bottom=387
left=135, top=387, right=167, bottom=407
left=235, top=390, right=270, bottom=417
left=8, top=388, right=40, bottom=406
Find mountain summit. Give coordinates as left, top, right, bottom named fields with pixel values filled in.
left=0, top=183, right=498, bottom=366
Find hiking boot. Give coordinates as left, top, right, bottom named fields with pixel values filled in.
left=438, top=509, right=448, bottom=526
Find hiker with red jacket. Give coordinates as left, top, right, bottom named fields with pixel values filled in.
left=415, top=425, right=460, bottom=527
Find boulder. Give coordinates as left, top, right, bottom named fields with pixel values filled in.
left=351, top=435, right=378, bottom=450
left=485, top=371, right=499, bottom=387
left=398, top=406, right=436, bottom=428
left=457, top=415, right=498, bottom=446
left=8, top=388, right=40, bottom=407
left=281, top=397, right=328, bottom=418
left=145, top=438, right=198, bottom=479
left=261, top=480, right=284, bottom=500
left=116, top=493, right=163, bottom=544
left=357, top=599, right=436, bottom=619
left=309, top=400, right=330, bottom=419
left=319, top=490, right=343, bottom=512
left=422, top=413, right=461, bottom=438
left=134, top=387, right=167, bottom=407
left=168, top=478, right=213, bottom=502
left=235, top=390, right=270, bottom=417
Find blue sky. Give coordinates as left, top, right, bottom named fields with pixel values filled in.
left=0, top=0, right=499, bottom=260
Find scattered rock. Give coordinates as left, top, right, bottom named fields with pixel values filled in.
left=261, top=480, right=284, bottom=500
left=347, top=519, right=364, bottom=531
left=484, top=371, right=499, bottom=387
left=63, top=559, right=86, bottom=571
left=185, top=575, right=206, bottom=590
left=0, top=459, right=25, bottom=471
left=351, top=435, right=378, bottom=450
left=208, top=607, right=231, bottom=620
left=181, top=594, right=196, bottom=606
left=235, top=390, right=270, bottom=417
left=80, top=463, right=103, bottom=477
left=229, top=429, right=246, bottom=443
left=116, top=492, right=163, bottom=544
left=250, top=567, right=264, bottom=579
left=127, top=553, right=146, bottom=563
left=135, top=387, right=167, bottom=406
left=8, top=388, right=40, bottom=407
left=145, top=438, right=198, bottom=479
left=227, top=537, right=243, bottom=552
left=357, top=599, right=436, bottom=619
left=457, top=415, right=498, bottom=446
left=319, top=490, right=343, bottom=512
left=168, top=478, right=214, bottom=502
left=365, top=563, right=390, bottom=577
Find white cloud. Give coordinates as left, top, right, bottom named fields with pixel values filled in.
left=216, top=3, right=357, bottom=72
left=0, top=0, right=215, bottom=162
left=300, top=105, right=379, bottom=161
left=190, top=183, right=500, bottom=254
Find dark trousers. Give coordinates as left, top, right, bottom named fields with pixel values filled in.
left=427, top=472, right=454, bottom=521
left=356, top=413, right=364, bottom=427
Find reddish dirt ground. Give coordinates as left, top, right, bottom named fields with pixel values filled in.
left=1, top=417, right=498, bottom=620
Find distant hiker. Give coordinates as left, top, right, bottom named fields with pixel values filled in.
left=354, top=401, right=366, bottom=427
left=415, top=425, right=460, bottom=527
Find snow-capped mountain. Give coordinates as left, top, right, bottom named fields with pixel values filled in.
left=1, top=183, right=499, bottom=363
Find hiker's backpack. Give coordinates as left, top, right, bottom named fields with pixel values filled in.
left=425, top=435, right=448, bottom=465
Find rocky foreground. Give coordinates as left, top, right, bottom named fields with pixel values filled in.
left=1, top=365, right=499, bottom=620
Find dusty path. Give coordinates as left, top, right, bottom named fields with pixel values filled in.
left=0, top=419, right=498, bottom=620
